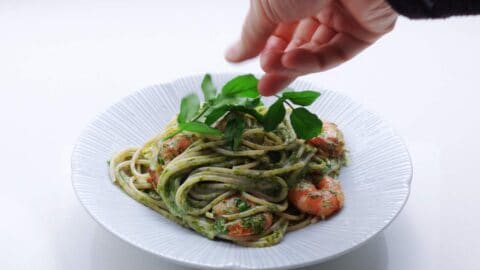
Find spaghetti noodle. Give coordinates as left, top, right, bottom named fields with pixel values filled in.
left=109, top=109, right=347, bottom=247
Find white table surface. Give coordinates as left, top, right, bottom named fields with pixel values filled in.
left=1, top=1, right=479, bottom=269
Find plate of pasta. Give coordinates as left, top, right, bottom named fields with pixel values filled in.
left=72, top=73, right=412, bottom=269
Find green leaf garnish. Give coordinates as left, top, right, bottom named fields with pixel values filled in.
left=178, top=122, right=222, bottom=135
left=221, top=74, right=259, bottom=98
left=224, top=115, right=245, bottom=150
left=242, top=97, right=262, bottom=109
left=282, top=91, right=321, bottom=106
left=168, top=73, right=323, bottom=148
left=290, top=108, right=323, bottom=140
left=263, top=98, right=286, bottom=131
left=201, top=74, right=217, bottom=101
left=204, top=105, right=230, bottom=125
left=205, top=101, right=263, bottom=125
left=178, top=93, right=200, bottom=124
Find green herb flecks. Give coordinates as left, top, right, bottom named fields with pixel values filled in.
left=235, top=198, right=250, bottom=212
left=241, top=214, right=266, bottom=234
left=214, top=218, right=228, bottom=234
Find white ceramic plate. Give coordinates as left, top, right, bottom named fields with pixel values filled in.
left=72, top=73, right=412, bottom=270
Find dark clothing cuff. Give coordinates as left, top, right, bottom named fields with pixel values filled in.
left=387, top=0, right=480, bottom=19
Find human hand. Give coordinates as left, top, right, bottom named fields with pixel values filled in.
left=225, top=0, right=397, bottom=95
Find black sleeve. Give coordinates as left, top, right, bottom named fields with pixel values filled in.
left=387, top=0, right=480, bottom=18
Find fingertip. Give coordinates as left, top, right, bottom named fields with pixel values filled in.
left=260, top=50, right=283, bottom=73
left=259, top=74, right=295, bottom=96
left=225, top=42, right=242, bottom=63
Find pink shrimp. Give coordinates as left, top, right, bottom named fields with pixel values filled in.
left=147, top=134, right=196, bottom=185
left=288, top=176, right=344, bottom=219
left=213, top=196, right=273, bottom=238
left=159, top=134, right=195, bottom=162
left=226, top=213, right=273, bottom=238
left=307, top=121, right=345, bottom=158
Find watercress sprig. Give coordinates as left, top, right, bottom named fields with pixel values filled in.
left=163, top=74, right=323, bottom=149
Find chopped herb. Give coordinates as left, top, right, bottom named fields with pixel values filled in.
left=235, top=198, right=250, bottom=212
left=214, top=218, right=228, bottom=234
left=241, top=214, right=265, bottom=234
left=157, top=156, right=165, bottom=165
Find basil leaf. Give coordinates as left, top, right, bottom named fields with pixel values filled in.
left=178, top=121, right=222, bottom=135
left=204, top=97, right=263, bottom=126
left=201, top=74, right=217, bottom=101
left=263, top=98, right=285, bottom=131
left=279, top=87, right=294, bottom=94
left=221, top=74, right=259, bottom=98
left=282, top=91, right=321, bottom=106
left=178, top=93, right=200, bottom=124
left=224, top=115, right=245, bottom=150
left=205, top=105, right=230, bottom=125
left=230, top=106, right=264, bottom=124
left=244, top=97, right=262, bottom=108
left=290, top=108, right=323, bottom=140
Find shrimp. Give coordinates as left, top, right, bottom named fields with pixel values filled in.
left=148, top=134, right=196, bottom=185
left=288, top=176, right=344, bottom=219
left=213, top=196, right=273, bottom=237
left=213, top=196, right=254, bottom=216
left=307, top=121, right=345, bottom=158
left=225, top=213, right=273, bottom=238
left=159, top=134, right=195, bottom=162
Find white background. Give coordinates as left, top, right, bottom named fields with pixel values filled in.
left=1, top=1, right=479, bottom=269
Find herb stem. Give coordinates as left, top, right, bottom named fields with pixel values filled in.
left=161, top=129, right=182, bottom=141
left=284, top=100, right=295, bottom=110
left=191, top=105, right=210, bottom=122
left=275, top=94, right=294, bottom=110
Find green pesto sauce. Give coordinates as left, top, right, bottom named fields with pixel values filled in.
left=214, top=218, right=228, bottom=234
left=241, top=215, right=265, bottom=234
left=264, top=230, right=282, bottom=246
left=189, top=220, right=207, bottom=236
left=147, top=189, right=161, bottom=200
